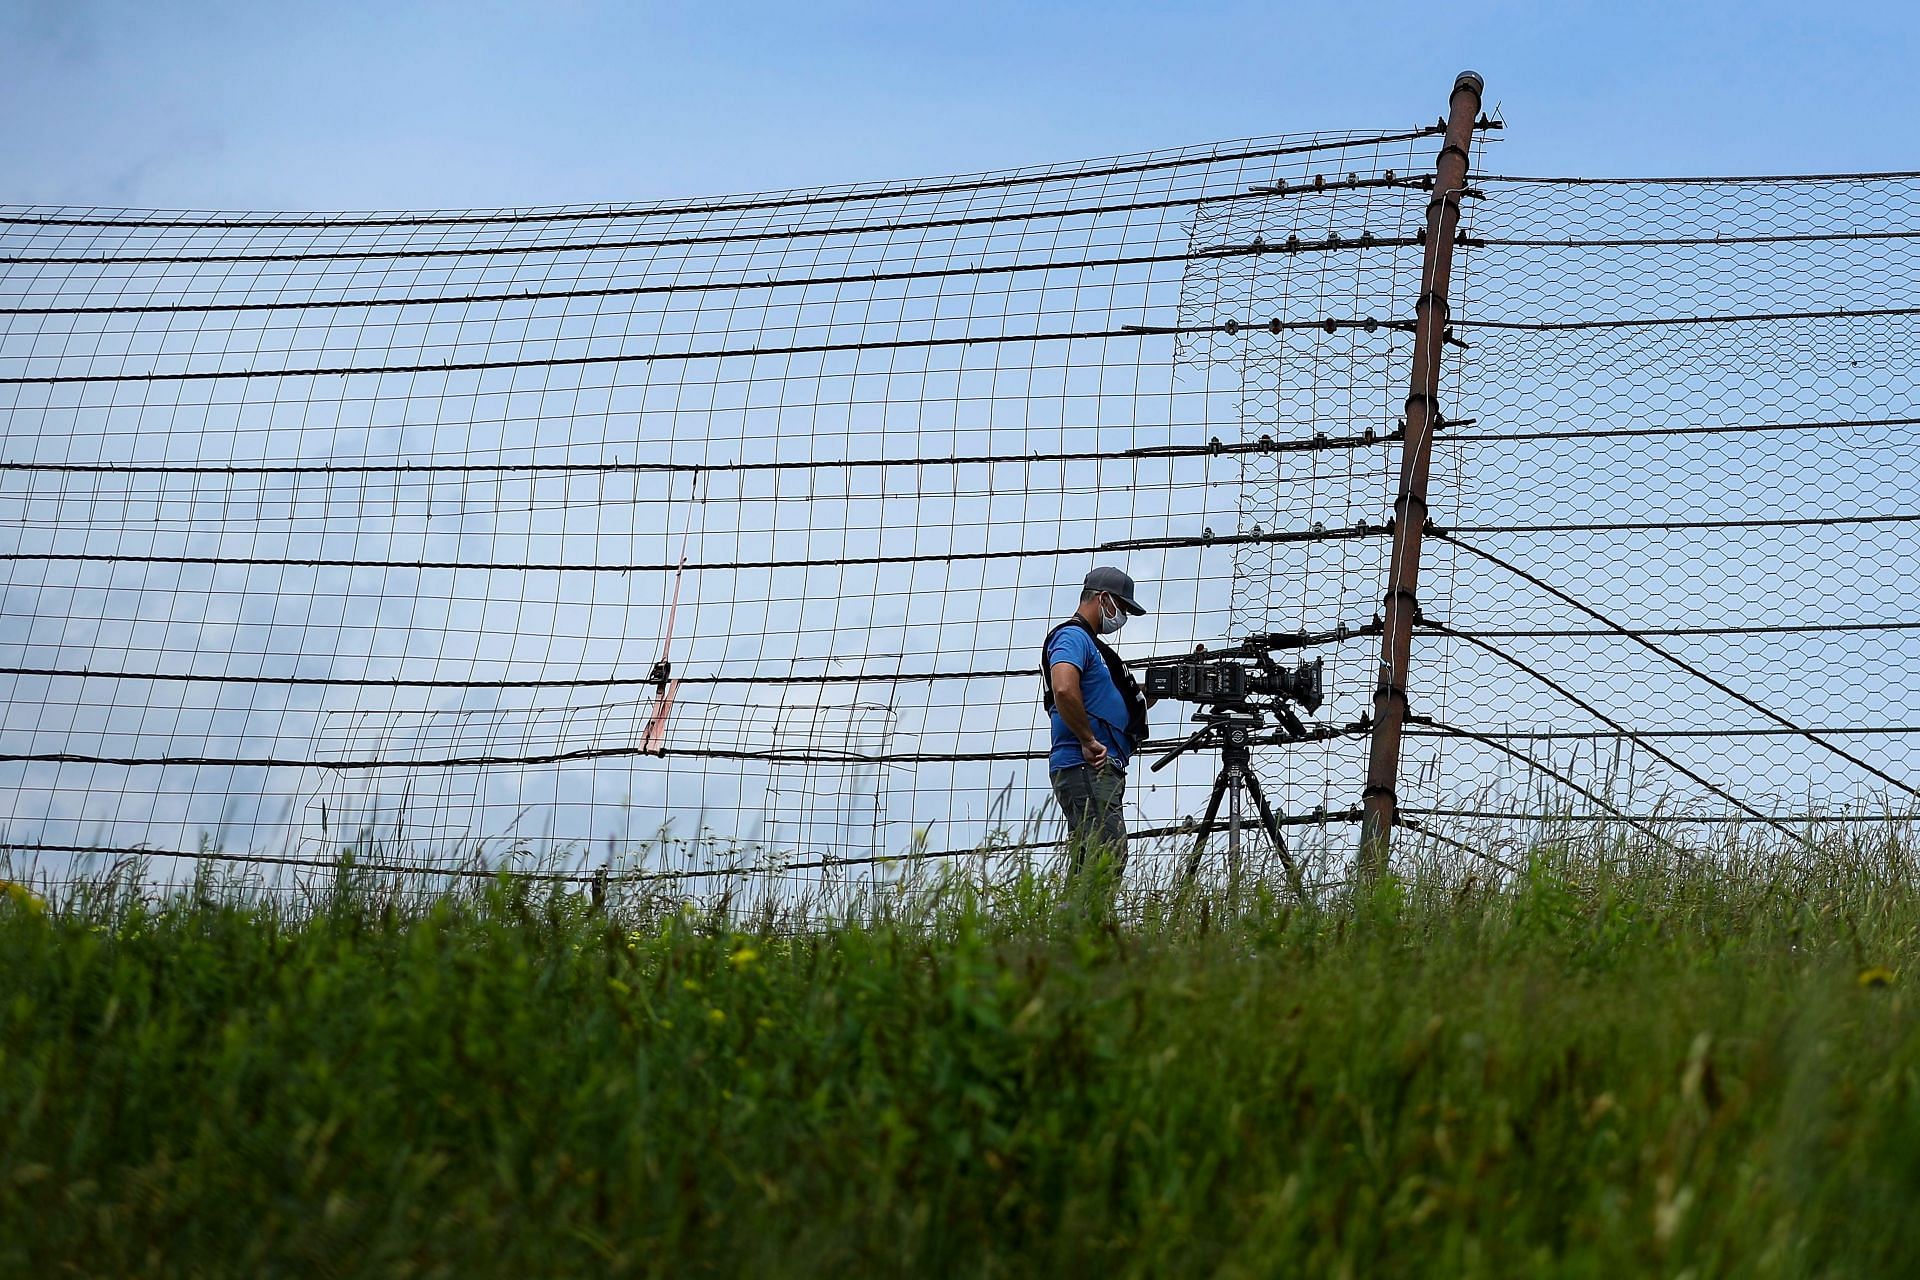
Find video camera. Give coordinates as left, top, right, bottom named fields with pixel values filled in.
left=1144, top=653, right=1324, bottom=715
left=1136, top=656, right=1320, bottom=717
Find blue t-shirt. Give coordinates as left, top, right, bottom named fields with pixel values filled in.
left=1046, top=624, right=1135, bottom=773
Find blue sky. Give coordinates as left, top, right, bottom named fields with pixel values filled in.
left=5, top=0, right=1917, bottom=211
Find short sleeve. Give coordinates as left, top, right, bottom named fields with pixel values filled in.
left=1046, top=627, right=1095, bottom=671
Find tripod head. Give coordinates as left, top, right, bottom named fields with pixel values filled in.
left=1149, top=706, right=1268, bottom=774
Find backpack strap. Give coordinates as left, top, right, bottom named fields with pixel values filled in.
left=1041, top=616, right=1149, bottom=749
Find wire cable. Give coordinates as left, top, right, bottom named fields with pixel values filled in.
left=1426, top=623, right=1818, bottom=850
left=0, top=127, right=1446, bottom=232
left=1432, top=531, right=1920, bottom=800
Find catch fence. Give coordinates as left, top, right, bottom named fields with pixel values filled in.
left=3, top=74, right=1916, bottom=900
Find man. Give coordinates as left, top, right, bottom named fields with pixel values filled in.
left=1041, top=566, right=1154, bottom=876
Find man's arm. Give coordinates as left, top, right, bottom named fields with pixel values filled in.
left=1049, top=661, right=1109, bottom=769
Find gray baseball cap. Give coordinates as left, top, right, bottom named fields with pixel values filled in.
left=1082, top=565, right=1148, bottom=615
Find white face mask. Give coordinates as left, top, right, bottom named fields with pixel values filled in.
left=1098, top=595, right=1128, bottom=635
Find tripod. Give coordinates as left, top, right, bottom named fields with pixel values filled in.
left=1151, top=709, right=1306, bottom=899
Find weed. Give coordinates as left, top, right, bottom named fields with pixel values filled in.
left=4, top=842, right=1919, bottom=1275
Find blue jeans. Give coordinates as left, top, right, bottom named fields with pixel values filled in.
left=1050, top=763, right=1127, bottom=875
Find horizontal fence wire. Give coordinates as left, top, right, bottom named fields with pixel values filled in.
left=6, top=114, right=1917, bottom=902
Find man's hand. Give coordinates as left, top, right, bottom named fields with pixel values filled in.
left=1079, top=736, right=1109, bottom=770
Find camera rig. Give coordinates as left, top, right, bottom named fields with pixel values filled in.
left=1141, top=634, right=1329, bottom=898
left=1143, top=635, right=1324, bottom=741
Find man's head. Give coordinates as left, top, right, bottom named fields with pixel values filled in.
left=1076, top=565, right=1148, bottom=636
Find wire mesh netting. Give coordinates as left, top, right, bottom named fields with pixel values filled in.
left=5, top=107, right=1918, bottom=902
left=1419, top=170, right=1920, bottom=862
left=0, top=124, right=1453, bottom=898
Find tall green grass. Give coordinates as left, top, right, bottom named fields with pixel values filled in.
left=6, top=837, right=1920, bottom=1276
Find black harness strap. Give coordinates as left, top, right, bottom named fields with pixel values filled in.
left=1040, top=616, right=1149, bottom=749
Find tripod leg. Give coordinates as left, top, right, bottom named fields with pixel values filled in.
left=1239, top=768, right=1307, bottom=900
left=1182, top=768, right=1231, bottom=886
left=1225, top=764, right=1243, bottom=883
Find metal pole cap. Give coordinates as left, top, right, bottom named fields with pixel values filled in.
left=1454, top=71, right=1485, bottom=97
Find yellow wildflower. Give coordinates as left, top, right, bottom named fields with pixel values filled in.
left=730, top=948, right=760, bottom=969
left=1858, top=965, right=1897, bottom=988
